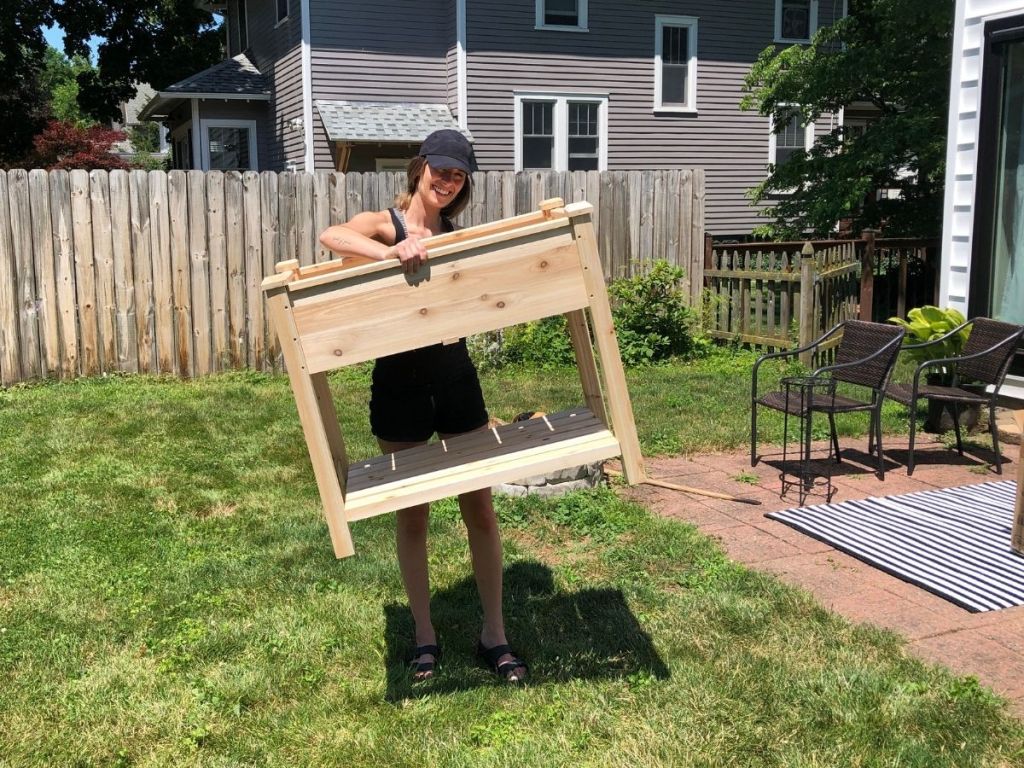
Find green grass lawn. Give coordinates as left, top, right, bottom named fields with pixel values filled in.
left=1, top=359, right=1022, bottom=766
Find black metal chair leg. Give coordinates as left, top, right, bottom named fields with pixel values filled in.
left=951, top=403, right=964, bottom=455
left=751, top=402, right=758, bottom=467
left=990, top=402, right=1002, bottom=474
left=828, top=413, right=841, bottom=463
left=875, top=408, right=885, bottom=479
left=907, top=397, right=918, bottom=475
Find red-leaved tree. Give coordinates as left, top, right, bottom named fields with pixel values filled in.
left=27, top=120, right=130, bottom=170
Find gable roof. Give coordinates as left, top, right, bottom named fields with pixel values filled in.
left=315, top=100, right=473, bottom=143
left=138, top=55, right=270, bottom=120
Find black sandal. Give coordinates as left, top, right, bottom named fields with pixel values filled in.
left=477, top=642, right=528, bottom=683
left=410, top=644, right=441, bottom=681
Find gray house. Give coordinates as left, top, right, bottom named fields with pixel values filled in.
left=140, top=0, right=847, bottom=236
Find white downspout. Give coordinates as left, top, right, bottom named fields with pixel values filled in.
left=300, top=0, right=315, bottom=172
left=457, top=0, right=467, bottom=130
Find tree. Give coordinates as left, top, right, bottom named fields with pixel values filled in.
left=27, top=120, right=130, bottom=171
left=40, top=46, right=96, bottom=127
left=0, top=0, right=55, bottom=165
left=741, top=0, right=954, bottom=238
left=55, top=0, right=222, bottom=123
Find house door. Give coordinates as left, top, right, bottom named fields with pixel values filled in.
left=973, top=16, right=1024, bottom=375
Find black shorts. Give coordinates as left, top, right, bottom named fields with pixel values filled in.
left=369, top=341, right=489, bottom=443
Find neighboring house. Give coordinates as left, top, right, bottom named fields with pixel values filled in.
left=111, top=84, right=170, bottom=161
left=140, top=0, right=848, bottom=236
left=941, top=0, right=1024, bottom=400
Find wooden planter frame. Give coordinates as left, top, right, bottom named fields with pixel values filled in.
left=262, top=199, right=646, bottom=558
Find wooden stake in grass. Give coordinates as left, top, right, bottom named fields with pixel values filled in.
left=605, top=467, right=762, bottom=506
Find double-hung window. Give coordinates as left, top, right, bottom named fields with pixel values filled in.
left=535, top=0, right=588, bottom=31
left=654, top=16, right=698, bottom=112
left=276, top=0, right=289, bottom=25
left=775, top=0, right=818, bottom=43
left=515, top=93, right=607, bottom=171
left=769, top=106, right=813, bottom=167
left=200, top=119, right=258, bottom=171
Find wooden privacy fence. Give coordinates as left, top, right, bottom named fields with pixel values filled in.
left=0, top=167, right=705, bottom=385
left=703, top=231, right=938, bottom=365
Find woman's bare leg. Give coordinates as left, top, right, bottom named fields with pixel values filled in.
left=380, top=438, right=436, bottom=677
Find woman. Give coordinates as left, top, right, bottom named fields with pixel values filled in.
left=319, top=129, right=527, bottom=684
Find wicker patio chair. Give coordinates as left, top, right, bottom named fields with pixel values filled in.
left=751, top=320, right=906, bottom=477
left=885, top=317, right=1024, bottom=475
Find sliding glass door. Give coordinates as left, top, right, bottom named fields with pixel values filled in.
left=973, top=17, right=1024, bottom=375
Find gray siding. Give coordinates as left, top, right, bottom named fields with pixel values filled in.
left=309, top=0, right=453, bottom=169
left=463, top=0, right=844, bottom=235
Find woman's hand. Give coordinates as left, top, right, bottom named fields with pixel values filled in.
left=388, top=224, right=433, bottom=274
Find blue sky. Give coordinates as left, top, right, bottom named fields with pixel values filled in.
left=42, top=24, right=103, bottom=61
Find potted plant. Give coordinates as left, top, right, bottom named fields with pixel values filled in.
left=889, top=306, right=980, bottom=432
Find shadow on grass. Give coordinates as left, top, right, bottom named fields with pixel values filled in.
left=383, top=560, right=669, bottom=701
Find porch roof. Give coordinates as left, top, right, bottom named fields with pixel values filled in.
left=139, top=55, right=270, bottom=120
left=315, top=100, right=473, bottom=144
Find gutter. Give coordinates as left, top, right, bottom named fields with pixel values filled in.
left=301, top=0, right=315, bottom=172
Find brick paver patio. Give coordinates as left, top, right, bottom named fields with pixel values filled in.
left=619, top=421, right=1024, bottom=716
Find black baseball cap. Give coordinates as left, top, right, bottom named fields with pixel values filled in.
left=418, top=129, right=478, bottom=174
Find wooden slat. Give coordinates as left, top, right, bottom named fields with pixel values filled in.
left=0, top=173, right=21, bottom=384
left=109, top=170, right=137, bottom=372
left=29, top=170, right=58, bottom=378
left=260, top=171, right=281, bottom=370
left=243, top=171, right=264, bottom=369
left=9, top=170, right=39, bottom=379
left=71, top=169, right=99, bottom=376
left=296, top=171, right=314, bottom=266
left=90, top=170, right=117, bottom=374
left=49, top=170, right=79, bottom=377
left=169, top=170, right=192, bottom=376
left=278, top=171, right=297, bottom=265
left=188, top=170, right=212, bottom=375
left=291, top=230, right=587, bottom=372
left=207, top=171, right=228, bottom=372
left=129, top=170, right=154, bottom=373
left=225, top=171, right=245, bottom=369
left=312, top=172, right=332, bottom=263
left=345, top=410, right=621, bottom=521
left=149, top=171, right=175, bottom=373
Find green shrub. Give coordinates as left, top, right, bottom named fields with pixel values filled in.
left=468, top=260, right=709, bottom=369
left=609, top=260, right=709, bottom=366
left=500, top=316, right=576, bottom=368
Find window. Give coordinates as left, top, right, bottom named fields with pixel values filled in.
left=775, top=0, right=817, bottom=43
left=276, top=0, right=289, bottom=25
left=375, top=157, right=411, bottom=172
left=200, top=120, right=258, bottom=171
left=229, top=0, right=248, bottom=56
left=654, top=16, right=698, bottom=112
left=769, top=106, right=813, bottom=167
left=535, top=0, right=588, bottom=31
left=515, top=92, right=607, bottom=171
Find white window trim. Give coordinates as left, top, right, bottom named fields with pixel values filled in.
left=513, top=91, right=608, bottom=172
left=199, top=118, right=259, bottom=171
left=654, top=15, right=699, bottom=114
left=275, top=0, right=290, bottom=28
left=534, top=0, right=588, bottom=32
left=774, top=0, right=818, bottom=44
left=767, top=107, right=814, bottom=167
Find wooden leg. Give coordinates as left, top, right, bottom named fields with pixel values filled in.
left=566, top=309, right=607, bottom=426
left=266, top=288, right=355, bottom=558
left=569, top=213, right=646, bottom=483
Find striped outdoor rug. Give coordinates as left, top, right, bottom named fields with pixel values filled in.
left=767, top=480, right=1023, bottom=612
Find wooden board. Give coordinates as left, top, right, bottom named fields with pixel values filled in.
left=1012, top=410, right=1024, bottom=556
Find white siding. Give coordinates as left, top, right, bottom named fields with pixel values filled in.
left=942, top=0, right=1024, bottom=397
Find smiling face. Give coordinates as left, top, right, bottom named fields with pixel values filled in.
left=418, top=163, right=467, bottom=209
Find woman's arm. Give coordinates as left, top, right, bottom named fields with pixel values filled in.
left=319, top=210, right=394, bottom=261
